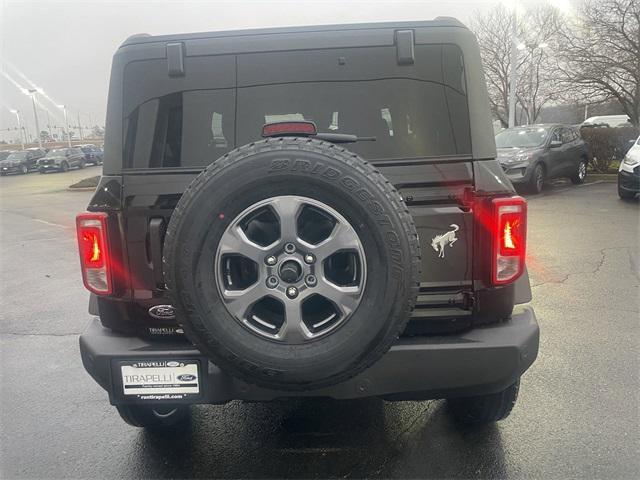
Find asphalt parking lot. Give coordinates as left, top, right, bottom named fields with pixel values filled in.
left=0, top=170, right=638, bottom=479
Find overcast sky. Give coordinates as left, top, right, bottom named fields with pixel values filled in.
left=1, top=0, right=566, bottom=142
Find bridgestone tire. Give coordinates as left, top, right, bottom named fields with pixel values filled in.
left=447, top=380, right=520, bottom=424
left=164, top=137, right=421, bottom=391
left=116, top=404, right=190, bottom=429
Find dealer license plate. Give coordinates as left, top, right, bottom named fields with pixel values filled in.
left=120, top=360, right=200, bottom=400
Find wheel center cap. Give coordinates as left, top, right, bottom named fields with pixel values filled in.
left=279, top=260, right=302, bottom=284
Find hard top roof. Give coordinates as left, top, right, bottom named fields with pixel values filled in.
left=120, top=18, right=467, bottom=48
left=503, top=124, right=567, bottom=130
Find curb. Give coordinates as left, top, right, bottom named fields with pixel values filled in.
left=586, top=174, right=617, bottom=182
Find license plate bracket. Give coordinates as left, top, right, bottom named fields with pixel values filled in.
left=114, top=359, right=202, bottom=403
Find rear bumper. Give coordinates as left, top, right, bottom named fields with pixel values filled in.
left=80, top=306, right=539, bottom=405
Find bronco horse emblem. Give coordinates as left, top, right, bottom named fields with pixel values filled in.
left=431, top=224, right=459, bottom=258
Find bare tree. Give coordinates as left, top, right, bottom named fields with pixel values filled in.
left=470, top=5, right=517, bottom=127
left=470, top=4, right=563, bottom=127
left=516, top=7, right=565, bottom=125
left=555, top=0, right=639, bottom=126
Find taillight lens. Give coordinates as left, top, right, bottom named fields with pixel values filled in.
left=492, top=196, right=527, bottom=285
left=262, top=121, right=317, bottom=137
left=76, top=212, right=112, bottom=295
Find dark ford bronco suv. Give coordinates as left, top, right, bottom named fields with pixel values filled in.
left=78, top=19, right=539, bottom=428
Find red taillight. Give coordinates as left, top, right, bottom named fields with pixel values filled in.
left=262, top=121, right=317, bottom=137
left=492, top=196, right=527, bottom=285
left=76, top=212, right=111, bottom=295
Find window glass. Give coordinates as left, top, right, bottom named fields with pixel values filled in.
left=236, top=44, right=470, bottom=160
left=132, top=99, right=159, bottom=168
left=237, top=78, right=470, bottom=160
left=328, top=112, right=339, bottom=131
left=496, top=127, right=549, bottom=148
left=265, top=113, right=306, bottom=123
left=180, top=90, right=235, bottom=167
left=123, top=44, right=469, bottom=167
left=561, top=128, right=574, bottom=143
left=44, top=149, right=67, bottom=158
left=380, top=108, right=394, bottom=136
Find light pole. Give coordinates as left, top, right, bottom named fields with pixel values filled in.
left=29, top=88, right=42, bottom=148
left=507, top=7, right=518, bottom=128
left=45, top=110, right=53, bottom=142
left=57, top=105, right=72, bottom=147
left=27, top=89, right=43, bottom=148
left=517, top=42, right=547, bottom=125
left=9, top=109, right=26, bottom=150
left=77, top=112, right=84, bottom=141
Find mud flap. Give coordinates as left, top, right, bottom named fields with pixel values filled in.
left=514, top=265, right=532, bottom=304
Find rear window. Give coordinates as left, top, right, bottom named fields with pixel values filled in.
left=236, top=78, right=470, bottom=160
left=123, top=43, right=470, bottom=168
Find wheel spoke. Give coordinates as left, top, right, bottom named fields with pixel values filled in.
left=221, top=283, right=268, bottom=319
left=314, top=277, right=361, bottom=316
left=269, top=197, right=303, bottom=242
left=278, top=301, right=309, bottom=342
left=308, top=222, right=361, bottom=261
left=218, top=225, right=266, bottom=263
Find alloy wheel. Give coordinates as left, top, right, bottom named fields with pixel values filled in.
left=578, top=162, right=586, bottom=180
left=536, top=168, right=544, bottom=191
left=215, top=196, right=366, bottom=344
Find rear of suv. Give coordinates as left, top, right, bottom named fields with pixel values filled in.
left=78, top=19, right=539, bottom=428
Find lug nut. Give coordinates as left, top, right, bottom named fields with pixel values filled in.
left=286, top=286, right=298, bottom=299
left=266, top=276, right=279, bottom=288
left=284, top=243, right=296, bottom=254
left=304, top=253, right=316, bottom=264
left=305, top=275, right=317, bottom=287
left=265, top=255, right=277, bottom=266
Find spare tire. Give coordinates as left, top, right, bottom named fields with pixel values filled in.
left=163, top=137, right=420, bottom=391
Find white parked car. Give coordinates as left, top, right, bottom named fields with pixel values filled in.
left=583, top=115, right=631, bottom=128
left=618, top=136, right=639, bottom=199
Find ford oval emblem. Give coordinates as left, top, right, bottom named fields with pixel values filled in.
left=177, top=374, right=196, bottom=382
left=148, top=304, right=176, bottom=320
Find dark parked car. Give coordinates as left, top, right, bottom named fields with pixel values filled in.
left=77, top=19, right=538, bottom=429
left=0, top=148, right=46, bottom=175
left=37, top=147, right=86, bottom=173
left=496, top=124, right=590, bottom=194
left=0, top=150, right=15, bottom=161
left=79, top=144, right=104, bottom=165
